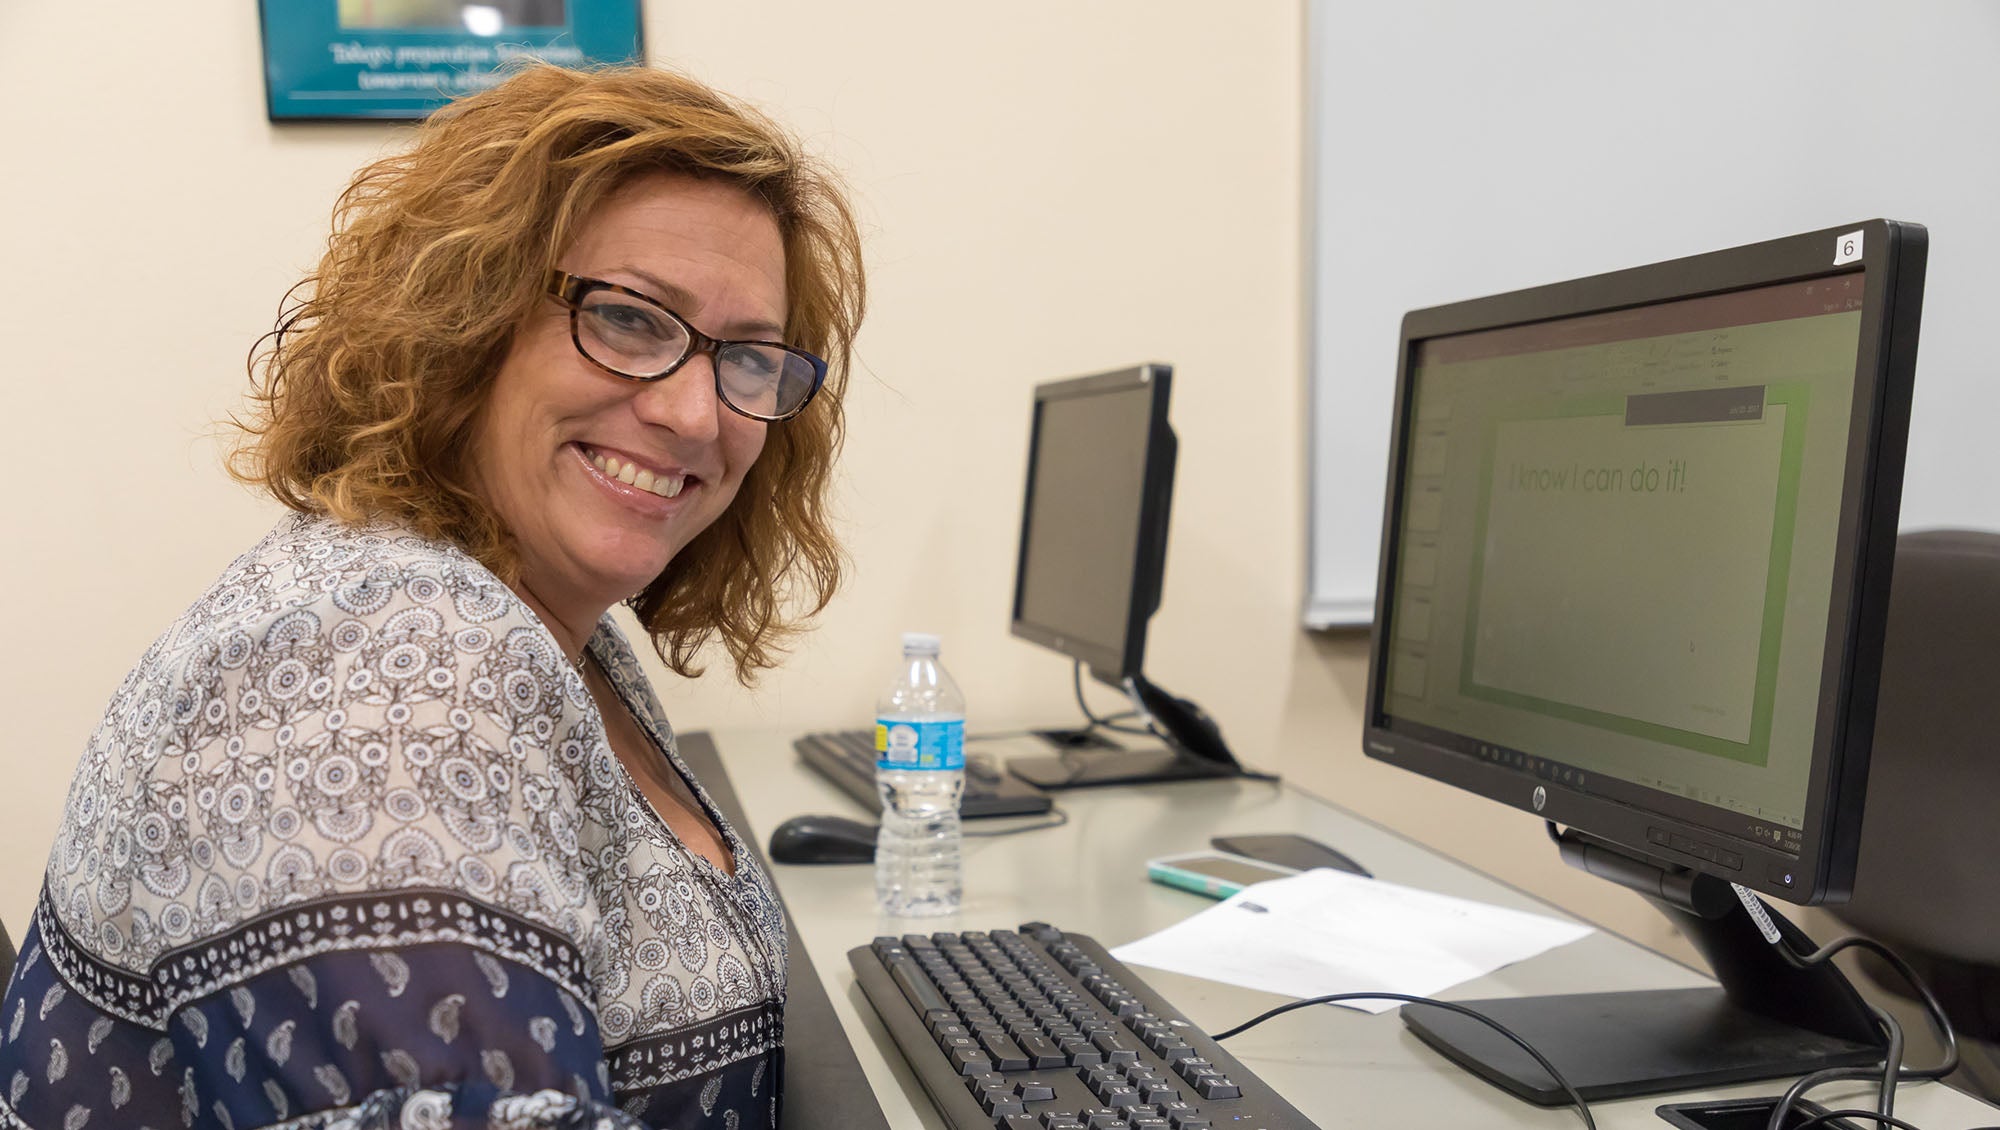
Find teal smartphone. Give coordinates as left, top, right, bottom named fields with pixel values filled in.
left=1146, top=851, right=1299, bottom=900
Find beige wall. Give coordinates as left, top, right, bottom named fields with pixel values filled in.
left=0, top=1, right=1688, bottom=963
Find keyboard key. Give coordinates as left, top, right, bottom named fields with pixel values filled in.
left=966, top=1072, right=1010, bottom=1095
left=980, top=1032, right=1032, bottom=1072
left=1078, top=1109, right=1123, bottom=1130
left=885, top=957, right=954, bottom=1017
left=1195, top=1079, right=1241, bottom=1101
left=1090, top=1032, right=1140, bottom=1063
left=999, top=1115, right=1042, bottom=1130
left=980, top=1091, right=1026, bottom=1118
left=1013, top=1081, right=1056, bottom=1101
left=1017, top=1033, right=1067, bottom=1068
left=1154, top=1041, right=1195, bottom=1064
left=1098, top=1086, right=1140, bottom=1109
left=949, top=1046, right=996, bottom=1076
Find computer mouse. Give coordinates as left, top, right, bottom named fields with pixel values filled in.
left=768, top=814, right=878, bottom=864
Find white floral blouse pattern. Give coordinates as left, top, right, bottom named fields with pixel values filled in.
left=0, top=515, right=788, bottom=1129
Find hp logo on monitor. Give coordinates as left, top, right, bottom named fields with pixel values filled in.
left=1532, top=785, right=1547, bottom=812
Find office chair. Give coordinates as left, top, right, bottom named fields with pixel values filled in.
left=1829, top=528, right=2000, bottom=1100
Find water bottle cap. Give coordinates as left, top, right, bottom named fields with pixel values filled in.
left=901, top=631, right=942, bottom=655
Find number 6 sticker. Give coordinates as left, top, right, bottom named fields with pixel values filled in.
left=1833, top=230, right=1864, bottom=265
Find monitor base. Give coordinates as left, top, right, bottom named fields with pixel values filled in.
left=1006, top=746, right=1238, bottom=790
left=1408, top=828, right=1889, bottom=1108
left=1402, top=986, right=1882, bottom=1105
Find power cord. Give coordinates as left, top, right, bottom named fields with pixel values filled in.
left=1733, top=883, right=1963, bottom=1130
left=1073, top=661, right=1151, bottom=735
left=1790, top=1113, right=2000, bottom=1130
left=1211, top=991, right=1597, bottom=1130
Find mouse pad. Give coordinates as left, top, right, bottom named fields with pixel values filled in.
left=675, top=731, right=893, bottom=1130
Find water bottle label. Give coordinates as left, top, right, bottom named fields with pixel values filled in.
left=875, top=717, right=965, bottom=771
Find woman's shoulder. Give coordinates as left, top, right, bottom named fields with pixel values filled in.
left=179, top=513, right=528, bottom=638
left=131, top=513, right=560, bottom=690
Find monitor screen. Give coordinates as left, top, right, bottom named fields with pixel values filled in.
left=1010, top=364, right=1176, bottom=681
left=1365, top=220, right=1926, bottom=905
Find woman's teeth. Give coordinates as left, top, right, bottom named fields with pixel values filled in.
left=591, top=451, right=685, bottom=498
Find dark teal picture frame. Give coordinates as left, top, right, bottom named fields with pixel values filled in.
left=259, top=1, right=643, bottom=122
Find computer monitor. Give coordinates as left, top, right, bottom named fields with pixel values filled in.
left=1004, top=363, right=1248, bottom=789
left=1364, top=220, right=1928, bottom=1103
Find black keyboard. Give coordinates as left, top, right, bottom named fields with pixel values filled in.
left=794, top=730, right=1053, bottom=819
left=849, top=923, right=1316, bottom=1130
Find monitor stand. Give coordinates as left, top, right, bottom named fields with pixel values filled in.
left=1399, top=828, right=1885, bottom=1105
left=1007, top=673, right=1248, bottom=790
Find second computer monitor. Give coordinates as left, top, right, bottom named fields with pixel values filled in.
left=1010, top=363, right=1176, bottom=683
left=1005, top=364, right=1245, bottom=787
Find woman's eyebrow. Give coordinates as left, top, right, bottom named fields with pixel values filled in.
left=617, top=266, right=786, bottom=340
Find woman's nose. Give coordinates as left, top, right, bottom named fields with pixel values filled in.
left=632, top=353, right=723, bottom=440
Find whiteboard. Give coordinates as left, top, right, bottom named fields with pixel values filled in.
left=1306, top=1, right=2000, bottom=628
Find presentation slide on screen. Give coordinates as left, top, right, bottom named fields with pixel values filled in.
left=1467, top=402, right=1787, bottom=749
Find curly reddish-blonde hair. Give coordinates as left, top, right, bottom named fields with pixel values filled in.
left=232, top=63, right=865, bottom=683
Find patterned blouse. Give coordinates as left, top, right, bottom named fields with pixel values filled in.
left=0, top=515, right=790, bottom=1130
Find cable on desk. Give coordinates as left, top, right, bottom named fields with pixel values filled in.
left=1210, top=991, right=1597, bottom=1130
left=1734, top=882, right=1963, bottom=1130
left=961, top=807, right=1069, bottom=838
left=1784, top=1111, right=1981, bottom=1130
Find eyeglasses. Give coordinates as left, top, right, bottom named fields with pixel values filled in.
left=544, top=269, right=828, bottom=422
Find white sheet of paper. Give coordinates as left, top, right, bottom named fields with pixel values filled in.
left=1110, top=868, right=1594, bottom=1013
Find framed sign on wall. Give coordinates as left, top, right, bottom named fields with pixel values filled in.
left=259, top=0, right=643, bottom=121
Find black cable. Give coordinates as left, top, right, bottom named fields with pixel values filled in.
left=1073, top=661, right=1152, bottom=735
left=961, top=807, right=1069, bottom=838
left=1731, top=886, right=1960, bottom=1130
left=1788, top=1110, right=1929, bottom=1130
left=1878, top=1007, right=1906, bottom=1124
left=1211, top=992, right=1596, bottom=1130
left=1770, top=1065, right=1897, bottom=1130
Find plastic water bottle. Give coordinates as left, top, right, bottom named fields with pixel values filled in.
left=875, top=632, right=965, bottom=916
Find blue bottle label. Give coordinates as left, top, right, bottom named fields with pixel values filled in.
left=875, top=717, right=965, bottom=771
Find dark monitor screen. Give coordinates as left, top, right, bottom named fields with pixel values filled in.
left=1010, top=364, right=1176, bottom=681
left=1365, top=220, right=1927, bottom=907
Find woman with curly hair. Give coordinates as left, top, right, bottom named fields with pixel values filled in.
left=0, top=62, right=864, bottom=1129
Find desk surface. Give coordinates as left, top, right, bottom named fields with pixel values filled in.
left=707, top=728, right=1998, bottom=1129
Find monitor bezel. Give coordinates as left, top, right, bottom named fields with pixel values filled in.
left=1009, top=363, right=1177, bottom=683
left=1362, top=219, right=1926, bottom=906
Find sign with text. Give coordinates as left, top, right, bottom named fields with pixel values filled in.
left=260, top=1, right=643, bottom=121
